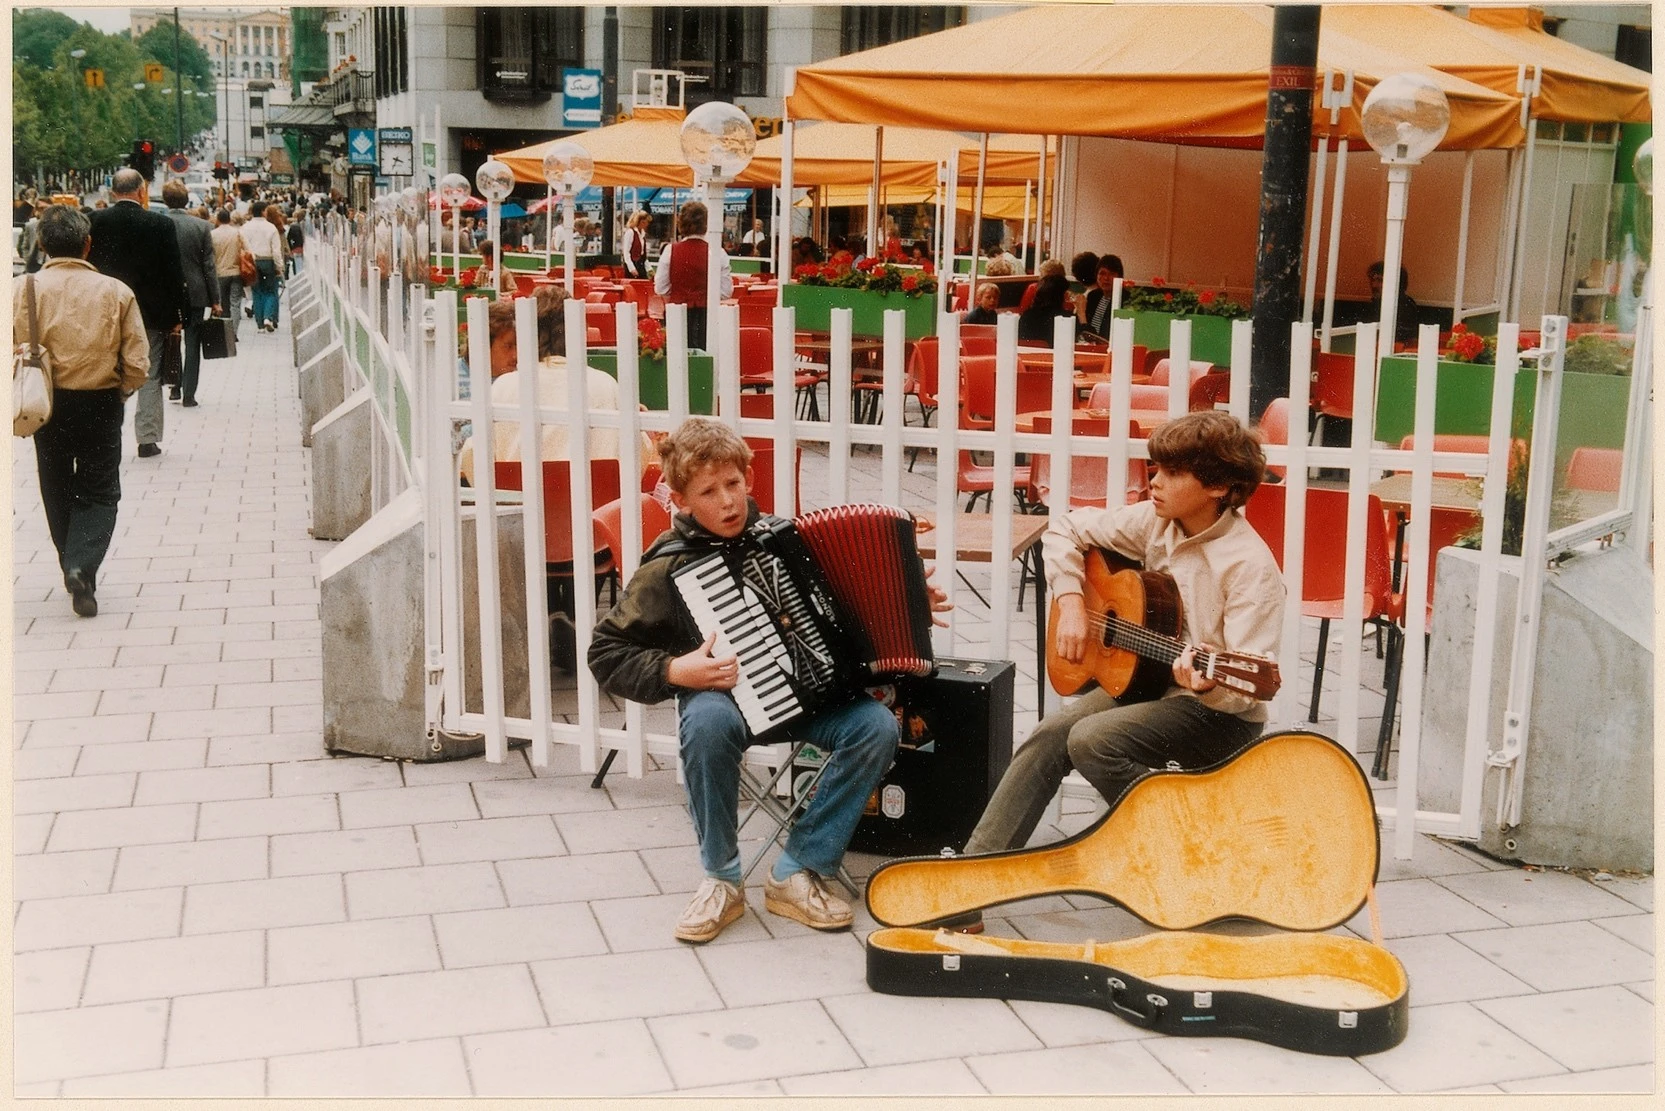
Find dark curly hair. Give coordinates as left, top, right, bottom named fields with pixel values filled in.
left=1147, top=410, right=1266, bottom=511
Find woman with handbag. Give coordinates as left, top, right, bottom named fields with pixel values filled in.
left=12, top=205, right=150, bottom=617
left=241, top=203, right=285, bottom=332
left=210, top=208, right=247, bottom=339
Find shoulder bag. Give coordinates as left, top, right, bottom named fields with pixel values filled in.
left=13, top=274, right=54, bottom=437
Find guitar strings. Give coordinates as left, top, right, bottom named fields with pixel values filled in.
left=1079, top=611, right=1199, bottom=666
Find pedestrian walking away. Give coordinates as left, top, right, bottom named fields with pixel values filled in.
left=241, top=202, right=286, bottom=332
left=13, top=204, right=151, bottom=616
left=210, top=207, right=246, bottom=340
left=87, top=167, right=187, bottom=458
left=161, top=180, right=220, bottom=407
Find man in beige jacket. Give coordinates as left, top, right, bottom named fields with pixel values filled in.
left=15, top=205, right=151, bottom=616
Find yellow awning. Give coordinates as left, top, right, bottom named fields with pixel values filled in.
left=1459, top=6, right=1650, bottom=123
left=495, top=106, right=700, bottom=189
left=786, top=4, right=1525, bottom=151
left=745, top=123, right=1054, bottom=187
left=798, top=183, right=1041, bottom=220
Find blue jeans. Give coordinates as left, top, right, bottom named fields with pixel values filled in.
left=252, top=259, right=280, bottom=326
left=678, top=690, right=898, bottom=881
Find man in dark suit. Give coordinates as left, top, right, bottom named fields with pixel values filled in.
left=160, top=179, right=220, bottom=408
left=88, top=168, right=187, bottom=458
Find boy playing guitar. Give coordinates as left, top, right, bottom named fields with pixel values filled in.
left=950, top=411, right=1286, bottom=926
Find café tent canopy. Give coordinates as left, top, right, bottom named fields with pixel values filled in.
left=745, top=123, right=1054, bottom=188
left=1323, top=5, right=1650, bottom=124
left=785, top=3, right=1524, bottom=151
left=801, top=183, right=1040, bottom=220
left=495, top=106, right=701, bottom=189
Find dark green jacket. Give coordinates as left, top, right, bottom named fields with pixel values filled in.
left=587, top=500, right=770, bottom=705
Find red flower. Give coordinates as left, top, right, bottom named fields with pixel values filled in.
left=793, top=263, right=820, bottom=280
left=1150, top=276, right=1166, bottom=287
left=856, top=256, right=877, bottom=272
left=901, top=275, right=918, bottom=292
left=1163, top=291, right=1174, bottom=302
left=1198, top=290, right=1217, bottom=305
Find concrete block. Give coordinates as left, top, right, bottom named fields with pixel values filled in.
left=293, top=316, right=331, bottom=369
left=298, top=341, right=346, bottom=449
left=320, top=489, right=427, bottom=759
left=310, top=389, right=374, bottom=542
left=1421, top=545, right=1653, bottom=871
left=459, top=506, right=532, bottom=721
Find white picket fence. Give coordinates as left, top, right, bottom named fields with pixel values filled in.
left=302, top=218, right=1649, bottom=859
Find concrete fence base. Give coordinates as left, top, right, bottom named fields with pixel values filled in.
left=293, top=314, right=331, bottom=371
left=310, top=388, right=374, bottom=541
left=1422, top=544, right=1653, bottom=871
left=298, top=341, right=347, bottom=449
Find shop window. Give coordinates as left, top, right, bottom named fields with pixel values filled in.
left=1615, top=25, right=1651, bottom=72
left=840, top=6, right=964, bottom=54
left=374, top=7, right=409, bottom=98
left=652, top=7, right=766, bottom=100
left=477, top=8, right=585, bottom=103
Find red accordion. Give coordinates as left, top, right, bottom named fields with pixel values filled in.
left=672, top=503, right=936, bottom=740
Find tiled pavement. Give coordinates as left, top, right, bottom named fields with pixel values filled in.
left=9, top=295, right=1655, bottom=1098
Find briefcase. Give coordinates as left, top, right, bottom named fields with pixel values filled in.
left=202, top=316, right=237, bottom=360
left=161, top=332, right=183, bottom=387
left=864, top=730, right=1411, bottom=1056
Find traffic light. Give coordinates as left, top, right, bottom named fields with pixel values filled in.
left=213, top=162, right=231, bottom=181
left=130, top=140, right=156, bottom=180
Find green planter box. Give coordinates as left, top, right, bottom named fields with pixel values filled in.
left=587, top=349, right=715, bottom=414
left=1113, top=310, right=1238, bottom=367
left=1375, top=356, right=1631, bottom=474
left=732, top=257, right=769, bottom=274
left=781, top=284, right=935, bottom=338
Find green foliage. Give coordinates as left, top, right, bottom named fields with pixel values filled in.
left=1120, top=278, right=1249, bottom=320
left=12, top=8, right=80, bottom=69
left=1562, top=334, right=1633, bottom=377
left=135, top=22, right=213, bottom=85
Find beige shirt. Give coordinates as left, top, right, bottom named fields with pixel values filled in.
left=240, top=216, right=283, bottom=260
left=15, top=258, right=151, bottom=394
left=457, top=358, right=650, bottom=485
left=1043, top=499, right=1285, bottom=721
left=210, top=223, right=245, bottom=277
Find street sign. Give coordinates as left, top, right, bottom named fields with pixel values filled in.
left=377, top=127, right=414, bottom=176
left=347, top=128, right=377, bottom=166
left=83, top=68, right=105, bottom=89
left=144, top=63, right=164, bottom=83
left=168, top=154, right=190, bottom=174
left=271, top=173, right=295, bottom=185
left=561, top=68, right=603, bottom=129
left=422, top=141, right=436, bottom=171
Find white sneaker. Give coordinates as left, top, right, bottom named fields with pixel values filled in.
left=674, top=877, right=745, bottom=944
left=764, top=869, right=853, bottom=931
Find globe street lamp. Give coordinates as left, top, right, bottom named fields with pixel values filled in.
left=680, top=101, right=756, bottom=343
left=132, top=82, right=147, bottom=139
left=541, top=142, right=595, bottom=294
left=1359, top=74, right=1450, bottom=365
left=475, top=160, right=515, bottom=294
left=69, top=49, right=88, bottom=179
left=438, top=172, right=472, bottom=280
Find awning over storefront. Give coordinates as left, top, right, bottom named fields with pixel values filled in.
left=647, top=187, right=752, bottom=214
left=267, top=103, right=337, bottom=130
left=745, top=123, right=1054, bottom=188
left=495, top=106, right=703, bottom=188
left=785, top=4, right=1525, bottom=151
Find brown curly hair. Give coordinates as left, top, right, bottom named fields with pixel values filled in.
left=1147, top=410, right=1266, bottom=511
left=656, top=417, right=752, bottom=494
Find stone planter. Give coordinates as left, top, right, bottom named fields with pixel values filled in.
left=1375, top=358, right=1631, bottom=473
left=587, top=350, right=715, bottom=414
left=1112, top=310, right=1238, bottom=367
left=781, top=284, right=935, bottom=338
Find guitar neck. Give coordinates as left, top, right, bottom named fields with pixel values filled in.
left=1101, top=611, right=1204, bottom=670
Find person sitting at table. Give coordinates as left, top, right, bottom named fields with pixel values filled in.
left=1019, top=259, right=1068, bottom=312
left=962, top=281, right=1002, bottom=326
left=654, top=200, right=732, bottom=351
left=1079, top=253, right=1124, bottom=340
left=907, top=241, right=935, bottom=274
left=456, top=291, right=644, bottom=486
left=984, top=242, right=1018, bottom=278
left=1017, top=271, right=1076, bottom=345
left=1367, top=260, right=1420, bottom=348
left=1069, top=250, right=1101, bottom=290
left=938, top=410, right=1284, bottom=932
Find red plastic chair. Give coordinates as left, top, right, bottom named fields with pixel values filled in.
left=1188, top=371, right=1234, bottom=412
left=1564, top=446, right=1622, bottom=492
left=1243, top=482, right=1393, bottom=724
left=743, top=438, right=802, bottom=516
left=1257, top=397, right=1291, bottom=480
left=1147, top=358, right=1213, bottom=389
left=1311, top=352, right=1355, bottom=422
left=956, top=356, right=1046, bottom=511
left=958, top=324, right=997, bottom=357
left=495, top=458, right=623, bottom=614
left=591, top=493, right=674, bottom=603
left=1397, top=434, right=1525, bottom=479
left=585, top=303, right=618, bottom=347
left=1027, top=418, right=1150, bottom=510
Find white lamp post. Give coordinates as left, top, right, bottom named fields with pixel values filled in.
left=475, top=159, right=514, bottom=294
left=1359, top=74, right=1450, bottom=367
left=680, top=101, right=757, bottom=345
left=438, top=171, right=472, bottom=281
left=541, top=141, right=595, bottom=294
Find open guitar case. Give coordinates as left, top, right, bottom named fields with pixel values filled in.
left=863, top=730, right=1409, bottom=1056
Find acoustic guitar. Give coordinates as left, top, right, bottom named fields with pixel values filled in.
left=1046, top=548, right=1280, bottom=701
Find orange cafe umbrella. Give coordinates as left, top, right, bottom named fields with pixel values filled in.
left=785, top=3, right=1523, bottom=152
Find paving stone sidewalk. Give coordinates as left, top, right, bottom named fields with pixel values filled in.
left=9, top=301, right=1655, bottom=1098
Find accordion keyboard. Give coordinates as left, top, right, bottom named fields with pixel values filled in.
left=673, top=553, right=807, bottom=735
